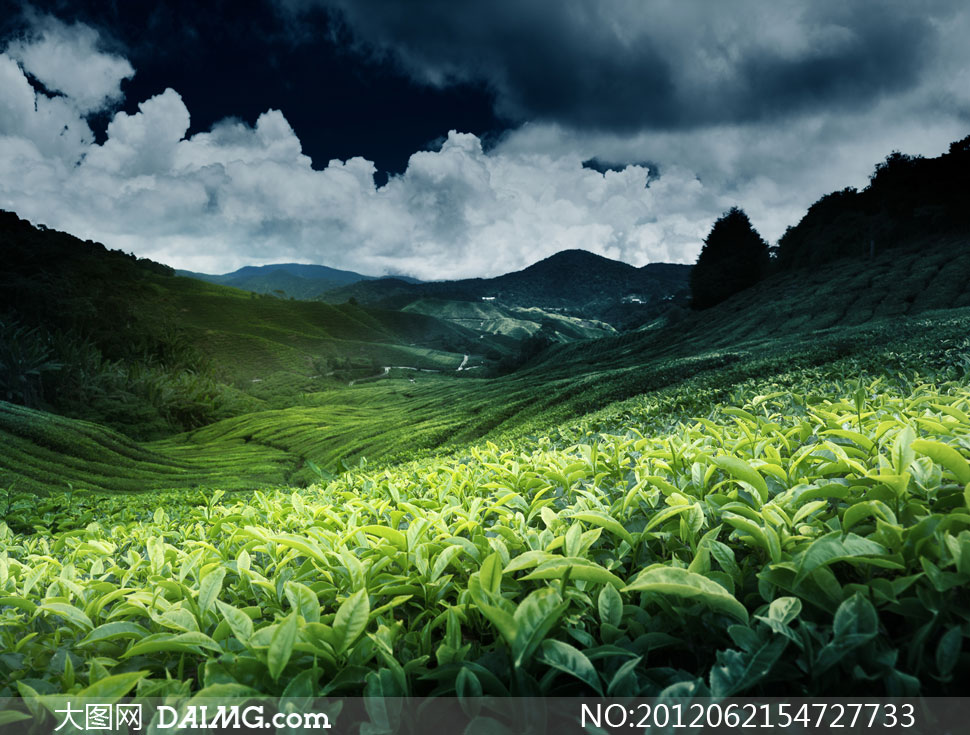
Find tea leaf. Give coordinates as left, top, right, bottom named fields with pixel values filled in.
left=624, top=566, right=748, bottom=623
left=268, top=612, right=299, bottom=680
left=331, top=589, right=370, bottom=655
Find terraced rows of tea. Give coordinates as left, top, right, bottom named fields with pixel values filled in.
left=2, top=374, right=969, bottom=698
left=6, top=308, right=964, bottom=500
left=0, top=402, right=293, bottom=493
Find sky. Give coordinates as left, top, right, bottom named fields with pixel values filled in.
left=1, top=1, right=968, bottom=279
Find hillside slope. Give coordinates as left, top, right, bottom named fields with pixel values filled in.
left=7, top=218, right=970, bottom=492
left=0, top=211, right=487, bottom=436
left=7, top=299, right=969, bottom=495
left=777, top=135, right=970, bottom=269
left=535, top=234, right=970, bottom=380
left=0, top=401, right=292, bottom=493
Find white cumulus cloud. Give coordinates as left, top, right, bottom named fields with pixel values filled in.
left=5, top=15, right=133, bottom=115
left=0, top=17, right=735, bottom=279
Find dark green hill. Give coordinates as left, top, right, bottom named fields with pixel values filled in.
left=0, top=210, right=177, bottom=360
left=777, top=135, right=970, bottom=269
left=5, top=220, right=970, bottom=494
left=177, top=262, right=422, bottom=300
left=319, top=249, right=691, bottom=327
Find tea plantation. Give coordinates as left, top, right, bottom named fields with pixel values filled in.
left=2, top=350, right=969, bottom=698
left=4, top=205, right=970, bottom=701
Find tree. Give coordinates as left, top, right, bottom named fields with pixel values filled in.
left=690, top=207, right=770, bottom=310
left=0, top=320, right=61, bottom=407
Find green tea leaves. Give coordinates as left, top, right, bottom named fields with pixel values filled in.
left=37, top=602, right=93, bottom=631
left=714, top=455, right=769, bottom=503
left=569, top=511, right=634, bottom=546
left=624, top=566, right=748, bottom=623
left=7, top=376, right=970, bottom=698
left=794, top=532, right=888, bottom=586
left=912, top=438, right=970, bottom=484
left=216, top=600, right=254, bottom=643
left=267, top=612, right=299, bottom=680
left=597, top=584, right=623, bottom=628
left=331, top=590, right=370, bottom=656
left=539, top=640, right=602, bottom=694
left=198, top=567, right=225, bottom=617
left=284, top=581, right=321, bottom=623
left=511, top=588, right=569, bottom=668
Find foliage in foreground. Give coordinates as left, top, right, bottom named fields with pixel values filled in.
left=1, top=376, right=969, bottom=699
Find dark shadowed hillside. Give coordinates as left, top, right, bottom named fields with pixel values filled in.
left=777, top=135, right=970, bottom=269
left=532, top=232, right=970, bottom=382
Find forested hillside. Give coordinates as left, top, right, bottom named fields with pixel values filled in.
left=777, top=136, right=970, bottom=269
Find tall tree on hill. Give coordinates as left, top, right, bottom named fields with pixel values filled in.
left=690, top=207, right=770, bottom=309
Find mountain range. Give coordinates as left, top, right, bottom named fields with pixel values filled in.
left=176, top=262, right=422, bottom=301
left=177, top=249, right=693, bottom=331
left=318, top=249, right=692, bottom=327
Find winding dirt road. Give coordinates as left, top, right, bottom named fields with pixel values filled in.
left=349, top=354, right=471, bottom=385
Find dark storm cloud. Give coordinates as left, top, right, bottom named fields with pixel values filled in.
left=0, top=0, right=501, bottom=173
left=734, top=9, right=934, bottom=120
left=293, top=0, right=951, bottom=131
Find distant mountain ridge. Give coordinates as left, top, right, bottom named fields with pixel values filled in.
left=177, top=262, right=421, bottom=300
left=318, top=249, right=692, bottom=328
